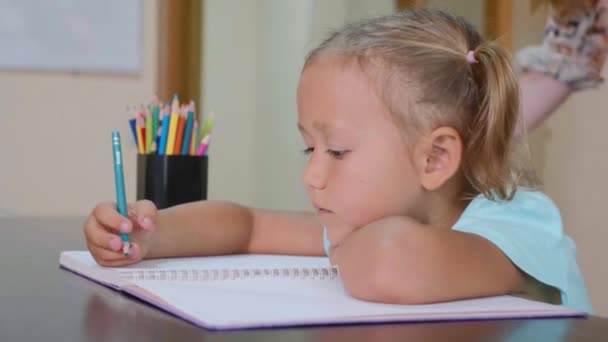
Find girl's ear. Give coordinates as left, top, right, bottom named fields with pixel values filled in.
left=412, top=127, right=463, bottom=191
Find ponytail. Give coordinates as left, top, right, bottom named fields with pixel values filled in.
left=463, top=43, right=520, bottom=200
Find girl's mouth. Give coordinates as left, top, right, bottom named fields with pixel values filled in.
left=317, top=208, right=333, bottom=215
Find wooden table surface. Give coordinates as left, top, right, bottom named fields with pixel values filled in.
left=1, top=216, right=606, bottom=341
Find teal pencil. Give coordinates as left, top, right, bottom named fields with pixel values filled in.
left=111, top=131, right=131, bottom=256
left=181, top=102, right=195, bottom=155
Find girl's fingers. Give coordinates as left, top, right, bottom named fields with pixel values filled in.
left=89, top=245, right=129, bottom=263
left=126, top=243, right=143, bottom=261
left=128, top=200, right=157, bottom=231
left=84, top=215, right=123, bottom=251
left=85, top=203, right=151, bottom=267
left=93, top=202, right=132, bottom=234
left=87, top=242, right=143, bottom=266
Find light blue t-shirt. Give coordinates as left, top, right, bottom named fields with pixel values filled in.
left=452, top=189, right=593, bottom=313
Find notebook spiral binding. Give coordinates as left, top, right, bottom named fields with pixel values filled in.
left=118, top=266, right=339, bottom=282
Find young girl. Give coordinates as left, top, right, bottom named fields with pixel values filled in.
left=84, top=9, right=592, bottom=312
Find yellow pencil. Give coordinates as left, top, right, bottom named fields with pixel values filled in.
left=165, top=95, right=180, bottom=155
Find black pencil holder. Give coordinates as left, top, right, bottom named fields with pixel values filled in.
left=137, top=154, right=208, bottom=209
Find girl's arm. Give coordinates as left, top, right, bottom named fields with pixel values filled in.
left=517, top=71, right=572, bottom=138
left=515, top=1, right=607, bottom=137
left=330, top=216, right=525, bottom=304
left=148, top=200, right=324, bottom=258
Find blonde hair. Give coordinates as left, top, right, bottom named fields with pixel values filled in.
left=304, top=9, right=522, bottom=200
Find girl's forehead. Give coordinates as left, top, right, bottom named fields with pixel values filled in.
left=299, top=58, right=375, bottom=90
left=297, top=60, right=395, bottom=129
left=297, top=118, right=361, bottom=141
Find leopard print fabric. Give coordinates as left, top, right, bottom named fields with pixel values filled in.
left=516, top=0, right=608, bottom=89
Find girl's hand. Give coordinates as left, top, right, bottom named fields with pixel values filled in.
left=83, top=200, right=157, bottom=267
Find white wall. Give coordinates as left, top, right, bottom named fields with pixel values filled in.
left=540, top=77, right=608, bottom=317
left=0, top=1, right=158, bottom=216
left=0, top=0, right=393, bottom=215
left=426, top=0, right=484, bottom=30
left=199, top=0, right=258, bottom=206
left=202, top=0, right=395, bottom=211
left=251, top=0, right=317, bottom=211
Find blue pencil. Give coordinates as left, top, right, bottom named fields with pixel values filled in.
left=128, top=117, right=138, bottom=147
left=158, top=105, right=171, bottom=156
left=181, top=108, right=194, bottom=155
left=111, top=131, right=131, bottom=256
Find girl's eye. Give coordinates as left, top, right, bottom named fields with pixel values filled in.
left=302, top=147, right=314, bottom=155
left=326, top=149, right=349, bottom=159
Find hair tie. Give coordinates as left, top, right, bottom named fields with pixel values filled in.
left=466, top=50, right=478, bottom=64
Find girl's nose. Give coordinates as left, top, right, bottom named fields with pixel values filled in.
left=302, top=153, right=327, bottom=190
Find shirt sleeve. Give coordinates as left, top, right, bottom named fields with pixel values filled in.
left=452, top=190, right=593, bottom=313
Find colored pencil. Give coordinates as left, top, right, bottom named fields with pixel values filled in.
left=145, top=105, right=153, bottom=153
left=158, top=105, right=170, bottom=156
left=127, top=106, right=138, bottom=147
left=111, top=131, right=131, bottom=255
left=190, top=121, right=198, bottom=156
left=136, top=116, right=145, bottom=154
left=165, top=95, right=180, bottom=155
left=181, top=101, right=195, bottom=155
left=196, top=134, right=211, bottom=156
left=151, top=96, right=160, bottom=153
left=174, top=106, right=186, bottom=155
left=202, top=111, right=215, bottom=138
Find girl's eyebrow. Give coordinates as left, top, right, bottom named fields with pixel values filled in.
left=297, top=122, right=330, bottom=137
left=297, top=123, right=307, bottom=133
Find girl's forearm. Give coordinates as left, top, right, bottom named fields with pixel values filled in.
left=147, top=200, right=254, bottom=258
left=517, top=72, right=572, bottom=138
left=334, top=216, right=524, bottom=304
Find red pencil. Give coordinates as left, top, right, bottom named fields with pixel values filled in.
left=174, top=108, right=186, bottom=155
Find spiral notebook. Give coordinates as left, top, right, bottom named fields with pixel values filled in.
left=59, top=250, right=583, bottom=330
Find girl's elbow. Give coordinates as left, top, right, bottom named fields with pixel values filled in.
left=343, top=230, right=433, bottom=304
left=345, top=256, right=432, bottom=304
left=352, top=268, right=424, bottom=304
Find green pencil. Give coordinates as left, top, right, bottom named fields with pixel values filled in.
left=152, top=98, right=160, bottom=153
left=145, top=105, right=153, bottom=153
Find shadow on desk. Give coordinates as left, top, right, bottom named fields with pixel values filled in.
left=84, top=292, right=204, bottom=341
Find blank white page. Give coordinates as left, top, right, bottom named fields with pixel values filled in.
left=129, top=278, right=577, bottom=329
left=61, top=251, right=582, bottom=329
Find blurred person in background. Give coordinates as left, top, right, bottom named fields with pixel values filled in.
left=516, top=0, right=608, bottom=136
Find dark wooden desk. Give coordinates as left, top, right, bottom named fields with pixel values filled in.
left=1, top=217, right=606, bottom=341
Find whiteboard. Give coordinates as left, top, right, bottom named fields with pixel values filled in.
left=0, top=0, right=142, bottom=74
